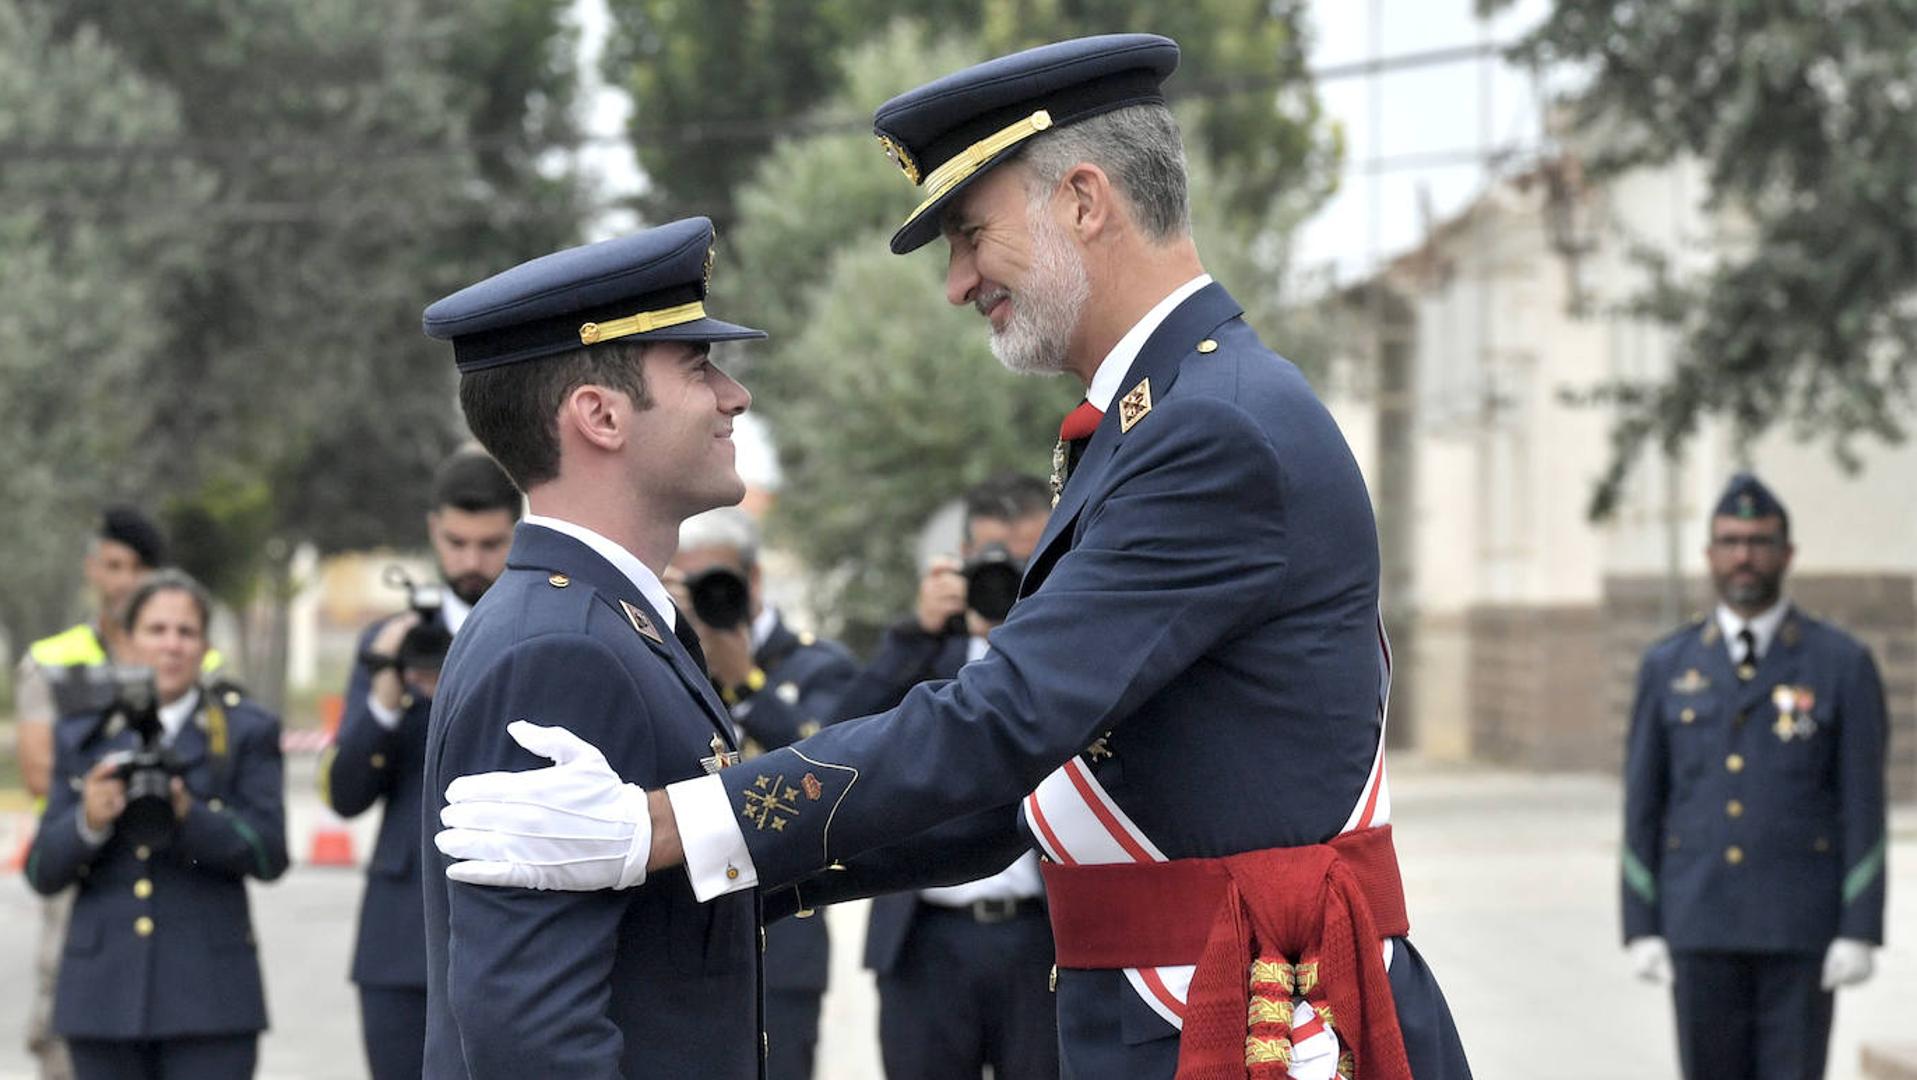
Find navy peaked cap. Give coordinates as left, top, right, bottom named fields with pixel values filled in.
left=1713, top=472, right=1789, bottom=529
left=422, top=217, right=765, bottom=372
left=872, top=33, right=1180, bottom=254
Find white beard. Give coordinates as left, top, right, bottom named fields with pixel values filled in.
left=989, top=201, right=1090, bottom=376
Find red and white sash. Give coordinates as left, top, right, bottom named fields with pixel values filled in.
left=1022, top=614, right=1394, bottom=1078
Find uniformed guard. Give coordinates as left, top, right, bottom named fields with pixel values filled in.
left=319, top=449, right=519, bottom=1080
left=436, top=35, right=1473, bottom=1080
left=670, top=506, right=857, bottom=1080
left=13, top=506, right=167, bottom=1080
left=25, top=570, right=288, bottom=1080
left=1622, top=472, right=1887, bottom=1080
left=417, top=217, right=769, bottom=1078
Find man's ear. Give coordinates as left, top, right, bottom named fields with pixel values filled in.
left=561, top=383, right=628, bottom=453
left=1062, top=162, right=1116, bottom=240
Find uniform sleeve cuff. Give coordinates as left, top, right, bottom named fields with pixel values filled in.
left=75, top=812, right=110, bottom=848
left=366, top=692, right=404, bottom=731
left=666, top=775, right=758, bottom=901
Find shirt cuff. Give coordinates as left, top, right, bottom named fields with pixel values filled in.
left=75, top=812, right=110, bottom=848
left=365, top=691, right=404, bottom=731
left=666, top=774, right=758, bottom=901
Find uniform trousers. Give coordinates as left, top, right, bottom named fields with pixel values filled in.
left=1672, top=950, right=1834, bottom=1080
left=765, top=988, right=822, bottom=1080
left=66, top=1034, right=256, bottom=1080
left=877, top=903, right=1058, bottom=1080
left=30, top=890, right=74, bottom=1080
left=357, top=985, right=427, bottom=1080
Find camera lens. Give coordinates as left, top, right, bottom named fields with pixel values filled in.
left=962, top=544, right=1024, bottom=624
left=687, top=566, right=752, bottom=630
left=118, top=758, right=178, bottom=851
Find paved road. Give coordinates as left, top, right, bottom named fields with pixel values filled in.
left=0, top=757, right=1910, bottom=1078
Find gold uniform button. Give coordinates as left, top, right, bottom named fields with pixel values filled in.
left=1726, top=754, right=1745, bottom=773
left=548, top=573, right=570, bottom=588
left=135, top=846, right=151, bottom=861
left=134, top=916, right=155, bottom=937
left=370, top=753, right=387, bottom=769
left=1680, top=708, right=1696, bottom=724
left=1813, top=837, right=1831, bottom=853
left=208, top=798, right=224, bottom=812
left=1725, top=846, right=1744, bottom=866
left=223, top=690, right=242, bottom=708
left=1737, top=663, right=1756, bottom=681
left=133, top=879, right=153, bottom=900
left=1196, top=339, right=1219, bottom=354
left=1726, top=800, right=1744, bottom=819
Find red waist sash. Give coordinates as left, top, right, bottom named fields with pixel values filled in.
left=1041, top=825, right=1412, bottom=1080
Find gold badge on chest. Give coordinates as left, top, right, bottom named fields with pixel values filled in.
left=1119, top=378, right=1153, bottom=433
left=619, top=600, right=664, bottom=645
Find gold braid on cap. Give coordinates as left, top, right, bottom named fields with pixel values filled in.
left=901, top=110, right=1052, bottom=227
left=578, top=300, right=706, bottom=345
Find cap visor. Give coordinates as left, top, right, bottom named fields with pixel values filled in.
left=635, top=316, right=767, bottom=343
left=888, top=145, right=1026, bottom=255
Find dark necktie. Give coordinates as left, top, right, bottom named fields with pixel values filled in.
left=1736, top=628, right=1758, bottom=678
left=671, top=605, right=709, bottom=676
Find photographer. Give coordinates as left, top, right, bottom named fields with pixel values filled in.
left=25, top=570, right=288, bottom=1080
left=667, top=507, right=856, bottom=1080
left=317, top=449, right=518, bottom=1080
left=833, top=473, right=1058, bottom=1080
left=14, top=506, right=166, bottom=1080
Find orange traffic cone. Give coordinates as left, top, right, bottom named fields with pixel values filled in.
left=6, top=831, right=30, bottom=873
left=306, top=822, right=357, bottom=867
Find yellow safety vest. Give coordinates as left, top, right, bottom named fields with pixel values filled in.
left=27, top=622, right=226, bottom=674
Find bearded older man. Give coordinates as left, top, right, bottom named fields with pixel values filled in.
left=437, top=34, right=1472, bottom=1080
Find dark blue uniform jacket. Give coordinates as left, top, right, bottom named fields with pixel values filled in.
left=731, top=284, right=1465, bottom=1074
left=28, top=692, right=288, bottom=1040
left=732, top=618, right=855, bottom=995
left=1622, top=607, right=1888, bottom=953
left=421, top=524, right=761, bottom=1079
left=323, top=612, right=438, bottom=989
left=828, top=622, right=973, bottom=975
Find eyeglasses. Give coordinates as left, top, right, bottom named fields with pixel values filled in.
left=1710, top=535, right=1784, bottom=553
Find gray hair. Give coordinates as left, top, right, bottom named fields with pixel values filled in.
left=1014, top=103, right=1190, bottom=241
left=678, top=506, right=761, bottom=566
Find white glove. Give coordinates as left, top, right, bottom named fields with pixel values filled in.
left=1627, top=936, right=1672, bottom=985
left=435, top=721, right=649, bottom=892
left=1821, top=938, right=1874, bottom=990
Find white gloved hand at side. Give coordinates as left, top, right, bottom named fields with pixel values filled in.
left=436, top=721, right=649, bottom=892
left=1821, top=938, right=1874, bottom=990
left=1627, top=936, right=1672, bottom=985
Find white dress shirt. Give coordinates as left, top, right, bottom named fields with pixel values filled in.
left=1715, top=597, right=1790, bottom=662
left=669, top=275, right=1216, bottom=903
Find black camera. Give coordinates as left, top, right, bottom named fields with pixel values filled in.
left=961, top=543, right=1024, bottom=625
left=383, top=565, right=453, bottom=676
left=686, top=566, right=751, bottom=631
left=51, top=665, right=183, bottom=851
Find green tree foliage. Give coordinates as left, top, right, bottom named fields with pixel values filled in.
left=3, top=0, right=585, bottom=701
left=1493, top=1, right=1917, bottom=517
left=0, top=2, right=210, bottom=643
left=726, top=27, right=1333, bottom=642
left=607, top=0, right=1338, bottom=229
